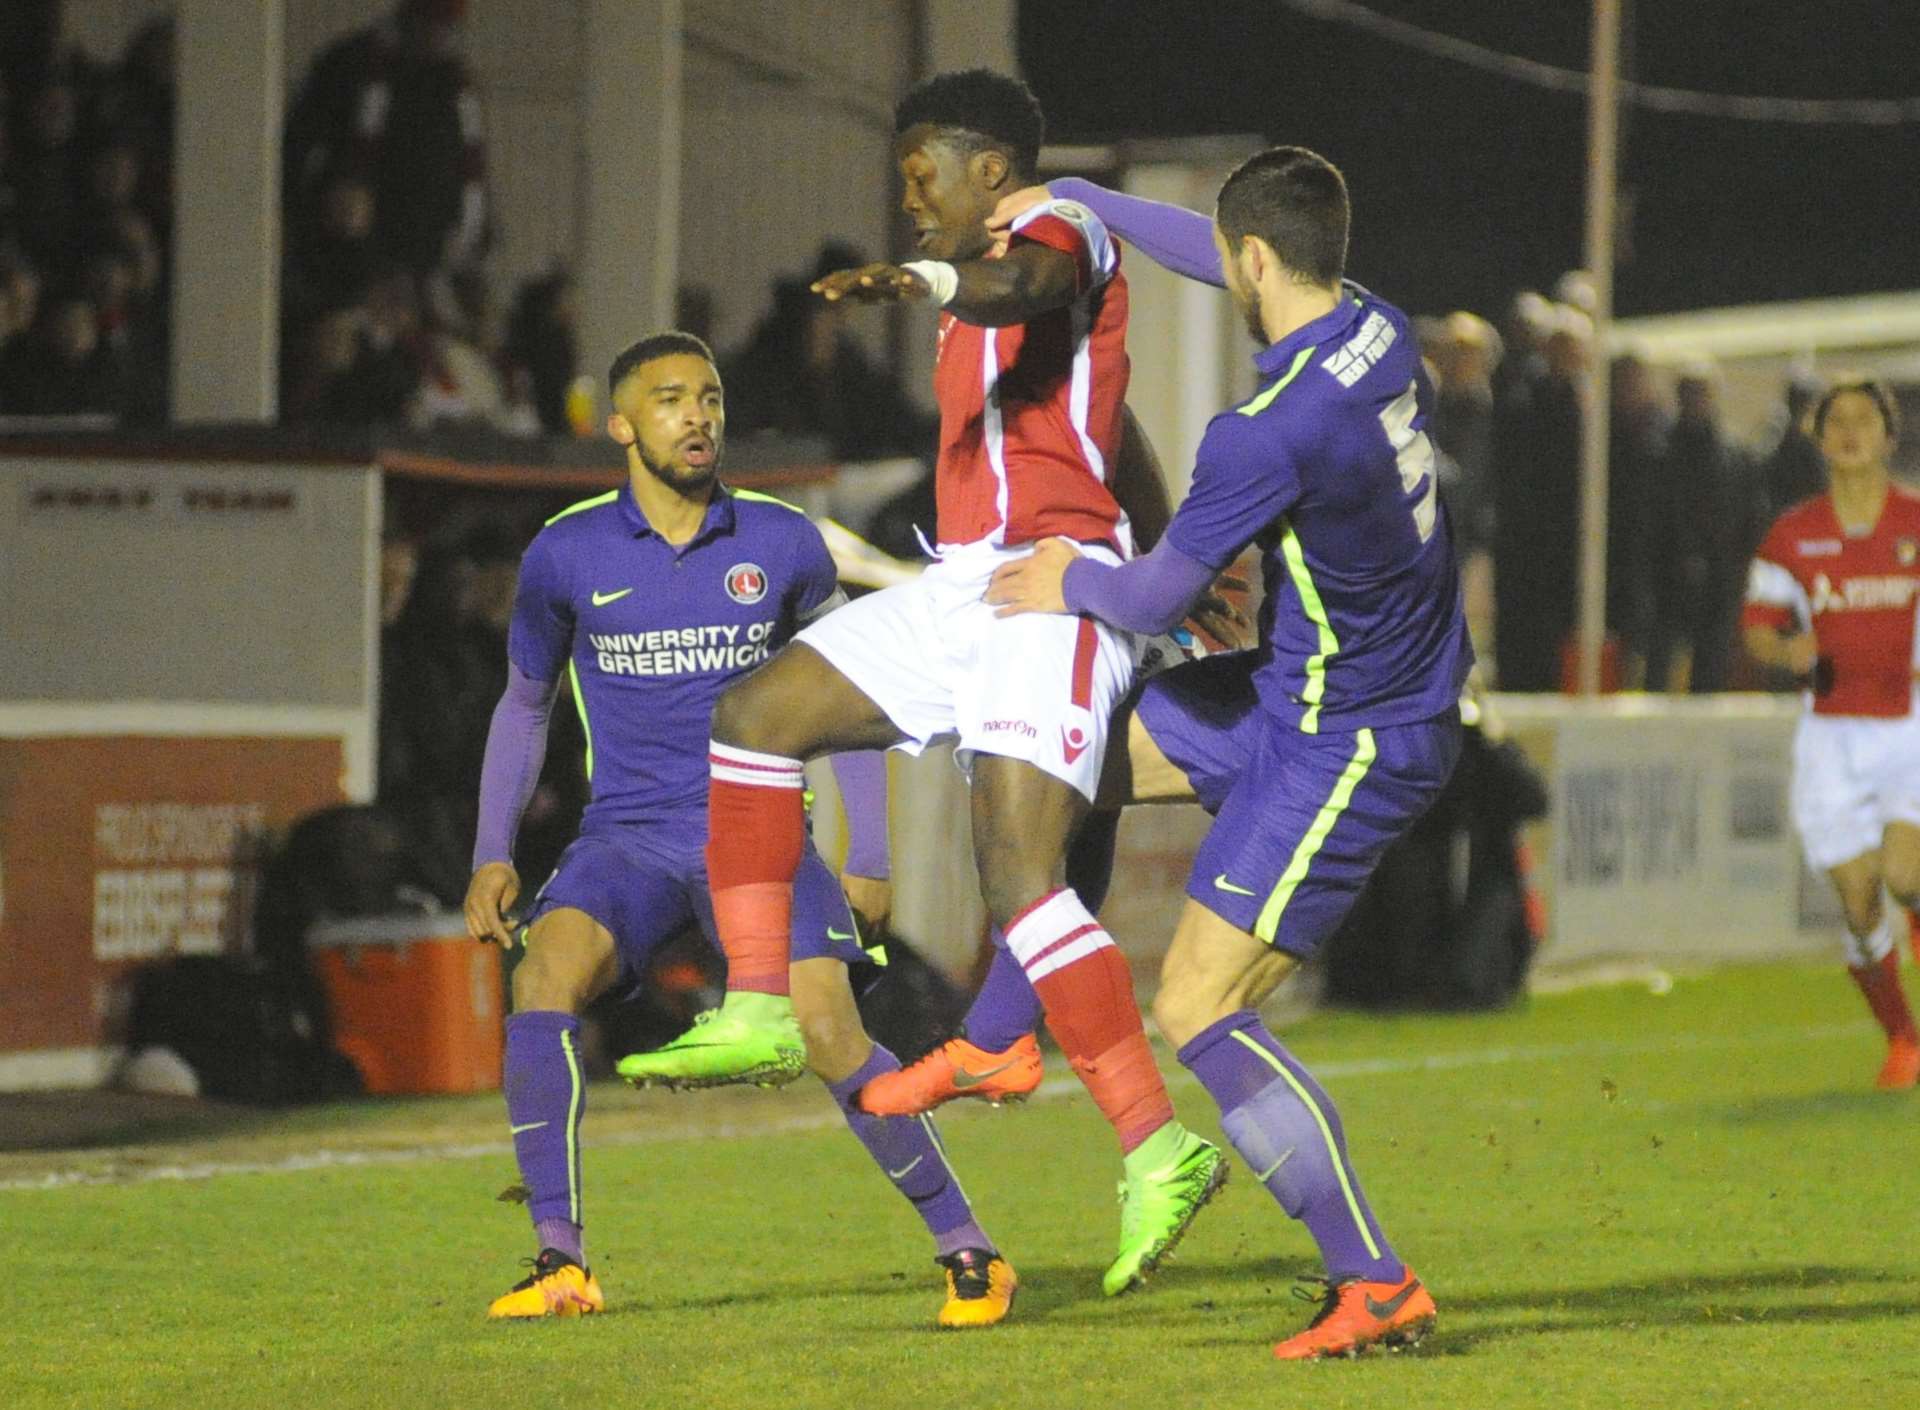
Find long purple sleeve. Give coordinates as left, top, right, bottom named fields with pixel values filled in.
left=830, top=750, right=890, bottom=879
left=472, top=663, right=559, bottom=869
left=1062, top=538, right=1216, bottom=636
left=1050, top=177, right=1225, bottom=289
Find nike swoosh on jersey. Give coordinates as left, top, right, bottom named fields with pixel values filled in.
left=888, top=1155, right=924, bottom=1180
left=509, top=1121, right=549, bottom=1135
left=1213, top=874, right=1257, bottom=897
left=591, top=588, right=634, bottom=606
left=951, top=1059, right=1020, bottom=1089
left=1364, top=1280, right=1423, bottom=1320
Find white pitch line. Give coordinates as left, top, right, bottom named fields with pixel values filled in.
left=0, top=1018, right=1872, bottom=1194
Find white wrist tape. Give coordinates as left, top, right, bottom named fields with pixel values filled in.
left=901, top=259, right=959, bottom=306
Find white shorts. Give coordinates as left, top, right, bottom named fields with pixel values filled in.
left=1790, top=712, right=1920, bottom=871
left=797, top=540, right=1136, bottom=800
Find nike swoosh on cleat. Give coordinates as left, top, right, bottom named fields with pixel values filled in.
left=951, top=1059, right=1020, bottom=1089
left=591, top=588, right=634, bottom=606
left=1213, top=874, right=1257, bottom=897
left=1254, top=1148, right=1294, bottom=1182
left=1364, top=1280, right=1423, bottom=1320
left=509, top=1121, right=549, bottom=1135
left=888, top=1156, right=924, bottom=1179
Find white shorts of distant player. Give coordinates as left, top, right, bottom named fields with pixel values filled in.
left=796, top=538, right=1136, bottom=800
left=1791, top=710, right=1920, bottom=963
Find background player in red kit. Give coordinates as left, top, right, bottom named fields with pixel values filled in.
left=620, top=69, right=1228, bottom=1294
left=1744, top=378, right=1920, bottom=1089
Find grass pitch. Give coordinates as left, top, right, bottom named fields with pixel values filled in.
left=5, top=962, right=1917, bottom=1409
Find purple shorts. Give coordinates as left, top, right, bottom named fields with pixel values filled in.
left=524, top=816, right=870, bottom=995
left=1136, top=653, right=1461, bottom=958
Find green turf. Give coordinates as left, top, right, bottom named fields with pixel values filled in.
left=6, top=962, right=1917, bottom=1408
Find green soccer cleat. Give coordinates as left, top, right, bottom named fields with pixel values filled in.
left=615, top=992, right=808, bottom=1090
left=1102, top=1127, right=1230, bottom=1297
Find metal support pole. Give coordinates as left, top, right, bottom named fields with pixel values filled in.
left=1576, top=0, right=1621, bottom=695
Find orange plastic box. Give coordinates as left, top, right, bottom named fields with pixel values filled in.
left=309, top=916, right=504, bottom=1095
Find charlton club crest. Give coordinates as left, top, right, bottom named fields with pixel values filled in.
left=725, top=562, right=768, bottom=605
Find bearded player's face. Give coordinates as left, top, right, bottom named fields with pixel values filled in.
left=1214, top=225, right=1266, bottom=345
left=609, top=353, right=724, bottom=491
left=896, top=128, right=997, bottom=263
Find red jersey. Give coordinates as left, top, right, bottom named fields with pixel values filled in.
left=931, top=198, right=1131, bottom=552
left=1743, top=486, right=1920, bottom=718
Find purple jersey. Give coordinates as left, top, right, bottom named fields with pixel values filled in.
left=508, top=483, right=839, bottom=824
left=1164, top=288, right=1473, bottom=733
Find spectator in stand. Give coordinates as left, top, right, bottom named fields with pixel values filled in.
left=285, top=0, right=489, bottom=284
left=88, top=18, right=175, bottom=241
left=503, top=268, right=577, bottom=435
left=5, top=295, right=123, bottom=416
left=1606, top=350, right=1670, bottom=680
left=80, top=247, right=163, bottom=422
left=1644, top=358, right=1765, bottom=692
left=14, top=67, right=82, bottom=277
left=1492, top=299, right=1586, bottom=690
left=1426, top=310, right=1501, bottom=555
left=1760, top=363, right=1828, bottom=517
left=284, top=262, right=427, bottom=426
left=1422, top=310, right=1501, bottom=661
left=0, top=96, right=20, bottom=239
left=415, top=265, right=515, bottom=428
left=723, top=243, right=936, bottom=461
left=0, top=247, right=42, bottom=372
left=285, top=168, right=382, bottom=332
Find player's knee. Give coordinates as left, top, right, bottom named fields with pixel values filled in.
left=977, top=854, right=1060, bottom=931
left=1840, top=893, right=1885, bottom=942
left=797, top=1005, right=868, bottom=1079
left=1883, top=857, right=1920, bottom=911
left=511, top=932, right=594, bottom=1014
left=1150, top=975, right=1216, bottom=1050
left=710, top=674, right=783, bottom=752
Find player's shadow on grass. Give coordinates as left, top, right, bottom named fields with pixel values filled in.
left=1711, top=1090, right=1907, bottom=1125
left=0, top=1091, right=270, bottom=1153
left=633, top=1256, right=1311, bottom=1326
left=1341, top=1265, right=1911, bottom=1357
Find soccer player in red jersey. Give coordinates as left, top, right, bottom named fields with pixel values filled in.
left=1743, top=378, right=1920, bottom=1089
left=620, top=69, right=1227, bottom=1293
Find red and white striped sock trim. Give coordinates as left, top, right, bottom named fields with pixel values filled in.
left=709, top=740, right=805, bottom=790
left=1005, top=888, right=1114, bottom=984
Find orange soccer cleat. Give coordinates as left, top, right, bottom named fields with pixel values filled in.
left=857, top=1034, right=1044, bottom=1116
left=486, top=1248, right=605, bottom=1319
left=934, top=1248, right=1018, bottom=1329
left=1272, top=1269, right=1436, bottom=1360
left=1876, top=1035, right=1920, bottom=1091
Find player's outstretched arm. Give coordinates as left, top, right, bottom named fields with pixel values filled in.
left=814, top=244, right=1081, bottom=329
left=986, top=535, right=1216, bottom=634
left=990, top=178, right=1224, bottom=289
left=465, top=664, right=560, bottom=948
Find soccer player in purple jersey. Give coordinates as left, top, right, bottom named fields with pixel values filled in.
left=463, top=332, right=1013, bottom=1326
left=981, top=148, right=1474, bottom=1359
